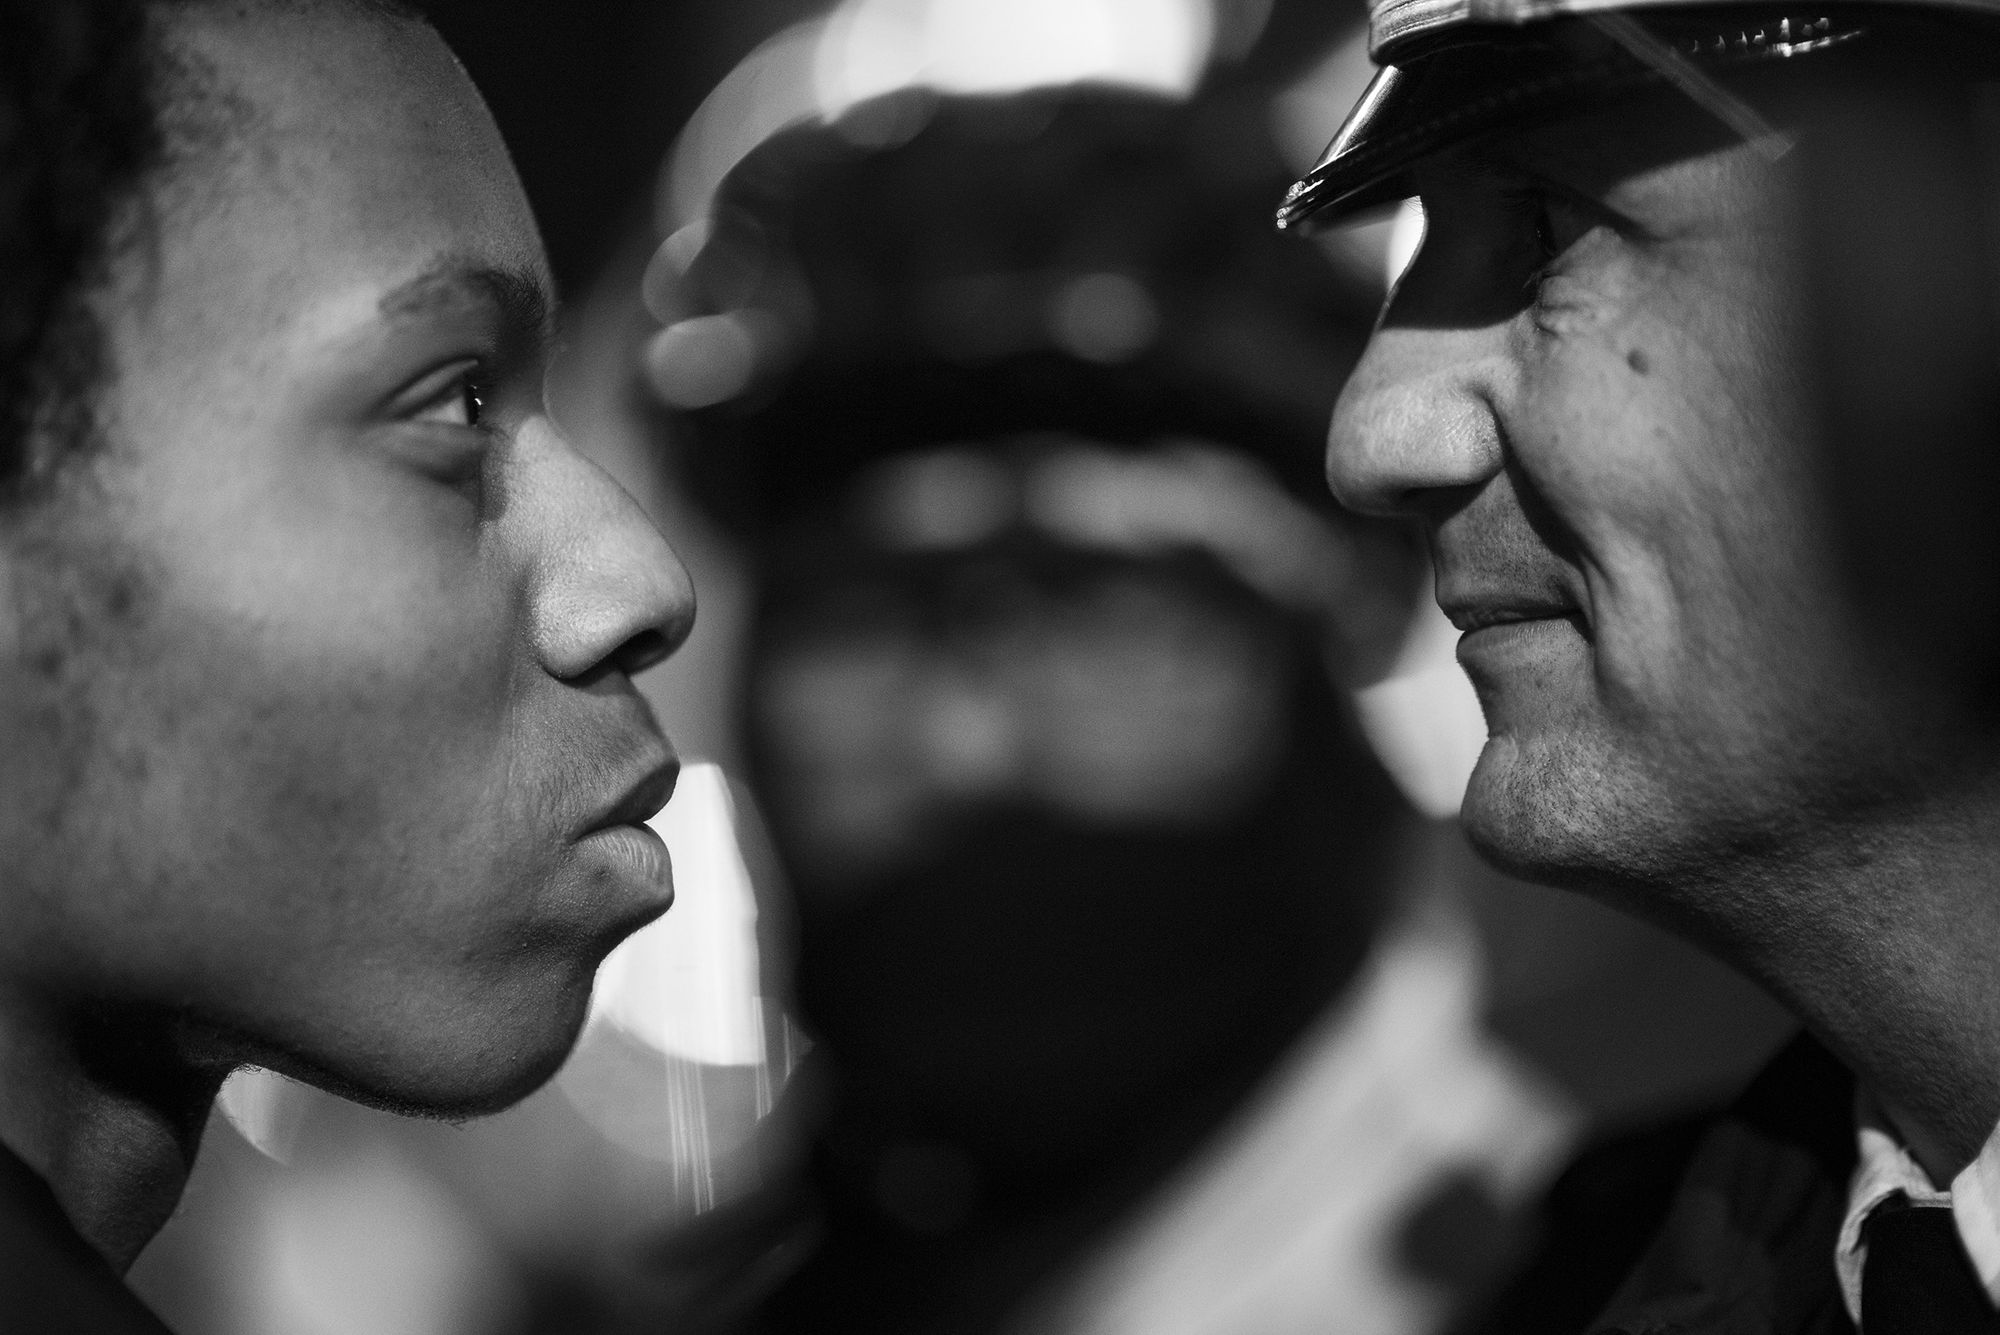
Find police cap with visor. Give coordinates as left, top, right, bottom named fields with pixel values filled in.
left=1277, top=0, right=2000, bottom=233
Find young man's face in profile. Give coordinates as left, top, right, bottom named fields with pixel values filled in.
left=0, top=4, right=693, bottom=1112
left=1325, top=91, right=1972, bottom=914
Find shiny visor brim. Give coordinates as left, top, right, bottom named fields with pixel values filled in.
left=1275, top=12, right=1868, bottom=234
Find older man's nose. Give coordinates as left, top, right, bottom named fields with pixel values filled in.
left=1325, top=324, right=1507, bottom=518
left=513, top=419, right=695, bottom=682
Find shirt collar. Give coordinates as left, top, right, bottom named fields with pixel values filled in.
left=1838, top=1088, right=2000, bottom=1321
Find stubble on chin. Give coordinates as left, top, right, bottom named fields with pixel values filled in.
left=1458, top=719, right=1716, bottom=909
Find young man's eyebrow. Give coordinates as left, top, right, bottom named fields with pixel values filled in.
left=379, top=261, right=555, bottom=349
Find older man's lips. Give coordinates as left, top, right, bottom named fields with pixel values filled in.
left=1445, top=599, right=1588, bottom=673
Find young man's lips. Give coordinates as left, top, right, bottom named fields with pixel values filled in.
left=578, top=749, right=681, bottom=914
left=583, top=822, right=675, bottom=912
left=593, top=750, right=682, bottom=833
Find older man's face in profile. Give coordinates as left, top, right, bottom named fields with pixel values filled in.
left=0, top=5, right=692, bottom=1113
left=1326, top=94, right=1966, bottom=910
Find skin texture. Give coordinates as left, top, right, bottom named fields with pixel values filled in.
left=0, top=3, right=693, bottom=1267
left=1326, top=94, right=2000, bottom=1182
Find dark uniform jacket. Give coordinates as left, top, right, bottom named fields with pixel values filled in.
left=1470, top=1034, right=1859, bottom=1335
left=0, top=1143, right=175, bottom=1334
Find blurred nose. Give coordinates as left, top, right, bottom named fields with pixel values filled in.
left=511, top=418, right=695, bottom=681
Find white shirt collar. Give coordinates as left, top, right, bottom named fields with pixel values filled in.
left=1838, top=1089, right=2000, bottom=1322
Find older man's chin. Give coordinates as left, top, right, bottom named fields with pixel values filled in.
left=1457, top=730, right=1694, bottom=905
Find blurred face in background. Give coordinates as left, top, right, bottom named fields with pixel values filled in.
left=1325, top=90, right=1975, bottom=915
left=0, top=3, right=692, bottom=1112
left=755, top=547, right=1288, bottom=884
left=745, top=442, right=1402, bottom=1169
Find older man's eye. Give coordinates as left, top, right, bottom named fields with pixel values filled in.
left=1504, top=186, right=1601, bottom=310
left=1501, top=187, right=1560, bottom=278
left=1531, top=197, right=1558, bottom=263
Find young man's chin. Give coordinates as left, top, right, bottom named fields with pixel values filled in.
left=269, top=993, right=594, bottom=1120
left=349, top=1051, right=573, bottom=1122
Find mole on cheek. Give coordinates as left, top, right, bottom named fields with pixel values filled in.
left=1626, top=348, right=1651, bottom=375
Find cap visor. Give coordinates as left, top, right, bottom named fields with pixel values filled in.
left=1275, top=11, right=1869, bottom=234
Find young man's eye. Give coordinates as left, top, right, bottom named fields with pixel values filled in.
left=382, top=359, right=498, bottom=496
left=403, top=359, right=489, bottom=430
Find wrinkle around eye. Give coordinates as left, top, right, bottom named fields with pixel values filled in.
left=1525, top=223, right=1638, bottom=340
left=1527, top=270, right=1602, bottom=336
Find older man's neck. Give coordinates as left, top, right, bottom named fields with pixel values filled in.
left=1729, top=789, right=2000, bottom=1188
left=0, top=993, right=220, bottom=1271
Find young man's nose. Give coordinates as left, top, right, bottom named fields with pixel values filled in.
left=1325, top=322, right=1509, bottom=519
left=510, top=418, right=695, bottom=682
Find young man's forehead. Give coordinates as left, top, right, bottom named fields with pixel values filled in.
left=157, top=0, right=465, bottom=134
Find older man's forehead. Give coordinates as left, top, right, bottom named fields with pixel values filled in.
left=1442, top=93, right=1781, bottom=202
